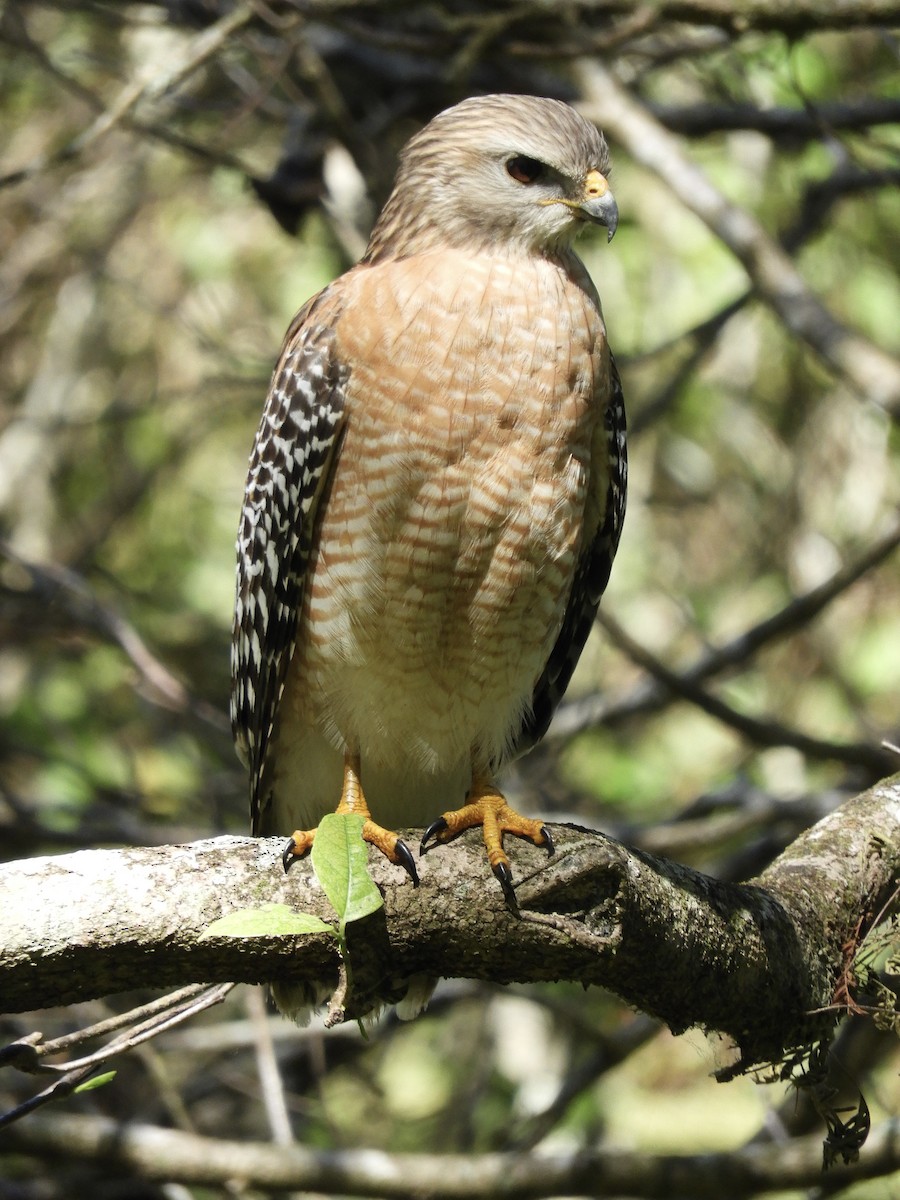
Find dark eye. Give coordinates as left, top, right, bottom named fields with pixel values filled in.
left=506, top=156, right=545, bottom=184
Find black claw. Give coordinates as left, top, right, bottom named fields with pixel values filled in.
left=395, top=838, right=420, bottom=887
left=540, top=825, right=555, bottom=857
left=281, top=838, right=298, bottom=873
left=420, top=817, right=448, bottom=853
left=493, top=860, right=518, bottom=909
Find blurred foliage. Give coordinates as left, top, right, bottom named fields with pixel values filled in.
left=1, top=2, right=898, bottom=1197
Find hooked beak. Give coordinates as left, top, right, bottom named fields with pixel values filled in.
left=578, top=169, right=618, bottom=242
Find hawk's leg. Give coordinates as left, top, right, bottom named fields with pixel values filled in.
left=420, top=775, right=554, bottom=904
left=283, top=751, right=419, bottom=884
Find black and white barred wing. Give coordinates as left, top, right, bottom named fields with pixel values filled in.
left=231, top=289, right=348, bottom=831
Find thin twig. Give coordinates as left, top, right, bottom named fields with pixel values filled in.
left=0, top=541, right=228, bottom=731
left=0, top=985, right=235, bottom=1128
left=628, top=159, right=900, bottom=432
left=595, top=611, right=894, bottom=775
left=648, top=98, right=900, bottom=139
left=552, top=524, right=900, bottom=738
left=0, top=2, right=255, bottom=189
left=4, top=1109, right=900, bottom=1198
left=577, top=61, right=900, bottom=413
left=246, top=986, right=295, bottom=1147
left=0, top=10, right=253, bottom=179
left=1, top=985, right=220, bottom=1067
left=2, top=985, right=236, bottom=1077
left=508, top=1014, right=659, bottom=1151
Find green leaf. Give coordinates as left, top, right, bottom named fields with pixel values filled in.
left=311, top=812, right=384, bottom=931
left=199, top=903, right=336, bottom=939
left=74, top=1071, right=117, bottom=1094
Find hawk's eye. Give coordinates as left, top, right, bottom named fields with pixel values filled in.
left=506, top=156, right=545, bottom=185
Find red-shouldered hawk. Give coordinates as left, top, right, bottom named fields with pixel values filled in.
left=232, top=94, right=625, bottom=905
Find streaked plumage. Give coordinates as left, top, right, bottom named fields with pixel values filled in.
left=232, top=94, right=626, bottom=900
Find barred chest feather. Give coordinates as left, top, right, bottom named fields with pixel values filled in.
left=270, top=249, right=611, bottom=828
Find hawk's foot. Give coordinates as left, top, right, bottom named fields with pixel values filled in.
left=282, top=821, right=418, bottom=885
left=420, top=781, right=554, bottom=904
left=283, top=751, right=418, bottom=884
left=282, top=828, right=316, bottom=871
left=361, top=819, right=419, bottom=884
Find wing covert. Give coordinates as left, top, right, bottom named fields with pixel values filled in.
left=230, top=289, right=348, bottom=831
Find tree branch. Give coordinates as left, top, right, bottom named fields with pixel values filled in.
left=577, top=62, right=900, bottom=413
left=49, top=0, right=900, bottom=39
left=4, top=1110, right=900, bottom=1199
left=649, top=97, right=900, bottom=138
left=593, top=611, right=896, bottom=775
left=594, top=0, right=900, bottom=32
left=0, top=2, right=255, bottom=189
left=2, top=777, right=898, bottom=1070
left=552, top=522, right=900, bottom=738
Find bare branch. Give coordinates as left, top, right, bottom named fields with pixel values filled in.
left=584, top=0, right=900, bottom=32
left=553, top=523, right=900, bottom=739
left=577, top=62, right=900, bottom=413
left=649, top=97, right=900, bottom=139
left=0, top=985, right=233, bottom=1129
left=3, top=985, right=220, bottom=1066
left=0, top=7, right=253, bottom=181
left=0, top=2, right=255, bottom=188
left=591, top=611, right=895, bottom=775
left=0, top=541, right=228, bottom=730
left=4, top=1109, right=900, bottom=1199
left=2, top=777, right=899, bottom=1071
left=509, top=1013, right=660, bottom=1151
left=41, top=0, right=900, bottom=38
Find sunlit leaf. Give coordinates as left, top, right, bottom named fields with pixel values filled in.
left=199, top=903, right=336, bottom=939
left=74, top=1071, right=117, bottom=1094
left=311, top=812, right=384, bottom=931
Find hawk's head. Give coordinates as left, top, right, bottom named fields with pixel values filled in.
left=365, top=94, right=618, bottom=262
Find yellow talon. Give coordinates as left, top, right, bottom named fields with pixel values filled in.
left=282, top=753, right=418, bottom=885
left=420, top=778, right=554, bottom=902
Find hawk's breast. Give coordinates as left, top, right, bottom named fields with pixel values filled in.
left=282, top=248, right=610, bottom=782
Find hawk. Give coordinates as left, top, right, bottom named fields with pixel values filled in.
left=232, top=93, right=626, bottom=907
